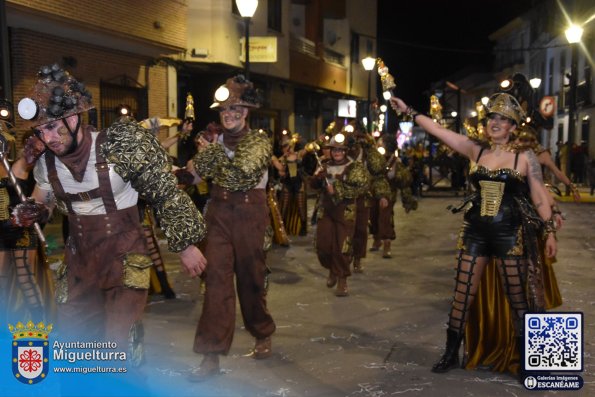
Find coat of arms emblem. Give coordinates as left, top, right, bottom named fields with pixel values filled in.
left=9, top=320, right=53, bottom=385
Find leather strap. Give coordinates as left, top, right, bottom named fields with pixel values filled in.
left=45, top=130, right=118, bottom=214
left=94, top=131, right=117, bottom=213
left=46, top=153, right=75, bottom=214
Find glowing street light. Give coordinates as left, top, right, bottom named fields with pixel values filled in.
left=236, top=0, right=259, bottom=79
left=564, top=22, right=583, bottom=195
left=529, top=77, right=542, bottom=89
left=362, top=56, right=376, bottom=133
left=565, top=24, right=583, bottom=43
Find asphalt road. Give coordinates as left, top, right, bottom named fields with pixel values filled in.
left=129, top=194, right=594, bottom=397
left=39, top=193, right=593, bottom=396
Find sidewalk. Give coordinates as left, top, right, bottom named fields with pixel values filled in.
left=555, top=185, right=595, bottom=203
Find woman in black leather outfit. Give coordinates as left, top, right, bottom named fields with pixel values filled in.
left=389, top=93, right=557, bottom=378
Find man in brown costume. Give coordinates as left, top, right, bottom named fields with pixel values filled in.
left=310, top=129, right=368, bottom=296
left=13, top=64, right=207, bottom=357
left=186, top=75, right=275, bottom=381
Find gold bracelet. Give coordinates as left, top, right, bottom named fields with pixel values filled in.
left=406, top=106, right=420, bottom=121
left=544, top=218, right=557, bottom=234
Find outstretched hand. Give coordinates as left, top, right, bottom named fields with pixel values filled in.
left=388, top=97, right=409, bottom=114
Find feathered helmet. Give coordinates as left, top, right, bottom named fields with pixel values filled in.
left=485, top=93, right=524, bottom=125
left=17, top=64, right=94, bottom=128
left=210, top=74, right=261, bottom=109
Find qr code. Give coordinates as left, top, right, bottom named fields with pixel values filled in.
left=524, top=313, right=582, bottom=371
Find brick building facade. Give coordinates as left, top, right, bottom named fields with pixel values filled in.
left=3, top=0, right=187, bottom=145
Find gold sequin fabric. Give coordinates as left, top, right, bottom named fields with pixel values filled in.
left=507, top=226, right=524, bottom=256
left=193, top=129, right=272, bottom=192
left=366, top=147, right=387, bottom=175
left=333, top=161, right=369, bottom=201
left=471, top=165, right=523, bottom=182
left=392, top=162, right=417, bottom=212
left=100, top=120, right=206, bottom=252
left=371, top=177, right=391, bottom=200
left=366, top=148, right=392, bottom=200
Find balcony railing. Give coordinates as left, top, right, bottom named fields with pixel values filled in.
left=323, top=47, right=345, bottom=67
left=290, top=35, right=316, bottom=57
left=290, top=34, right=345, bottom=67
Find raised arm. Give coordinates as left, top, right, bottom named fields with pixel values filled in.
left=537, top=151, right=580, bottom=202
left=389, top=97, right=477, bottom=160
left=270, top=155, right=286, bottom=176
left=159, top=133, right=180, bottom=150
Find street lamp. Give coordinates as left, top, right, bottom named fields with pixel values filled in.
left=529, top=77, right=541, bottom=123
left=362, top=56, right=376, bottom=133
left=529, top=77, right=542, bottom=89
left=236, top=0, right=258, bottom=79
left=564, top=23, right=583, bottom=191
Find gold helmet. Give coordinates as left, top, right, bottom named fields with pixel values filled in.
left=515, top=124, right=539, bottom=150
left=485, top=93, right=524, bottom=125
left=325, top=132, right=347, bottom=149
left=17, top=63, right=94, bottom=128
left=210, top=74, right=261, bottom=109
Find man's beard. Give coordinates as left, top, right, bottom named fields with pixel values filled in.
left=57, top=135, right=76, bottom=156
left=58, top=122, right=79, bottom=156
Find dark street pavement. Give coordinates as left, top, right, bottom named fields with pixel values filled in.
left=45, top=193, right=595, bottom=396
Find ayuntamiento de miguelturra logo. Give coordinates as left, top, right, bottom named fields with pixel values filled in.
left=9, top=320, right=52, bottom=385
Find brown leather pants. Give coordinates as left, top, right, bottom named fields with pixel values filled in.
left=59, top=206, right=148, bottom=347
left=370, top=197, right=396, bottom=241
left=315, top=196, right=356, bottom=278
left=352, top=196, right=370, bottom=260
left=194, top=186, right=275, bottom=355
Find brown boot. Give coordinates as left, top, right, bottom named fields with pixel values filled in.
left=326, top=271, right=337, bottom=288
left=370, top=239, right=381, bottom=251
left=188, top=353, right=220, bottom=382
left=335, top=277, right=348, bottom=297
left=382, top=240, right=392, bottom=258
left=353, top=258, right=364, bottom=273
left=253, top=336, right=272, bottom=359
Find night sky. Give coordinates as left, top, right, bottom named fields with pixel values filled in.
left=376, top=0, right=541, bottom=112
